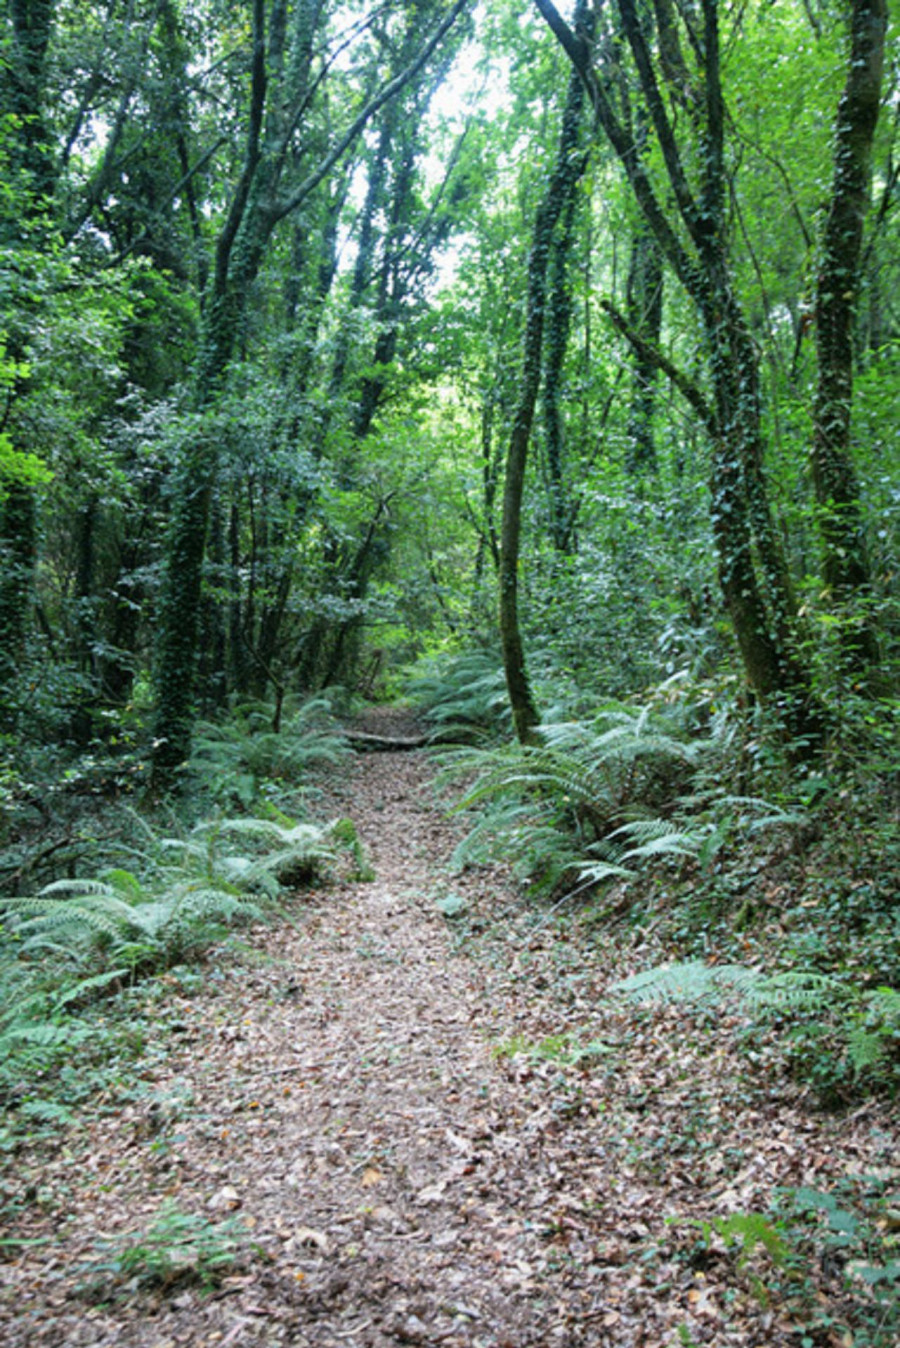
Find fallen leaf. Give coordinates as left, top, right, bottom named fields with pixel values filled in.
left=208, top=1184, right=240, bottom=1211
left=288, top=1226, right=329, bottom=1253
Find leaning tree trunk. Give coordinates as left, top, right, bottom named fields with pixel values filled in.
left=533, top=0, right=824, bottom=750
left=500, top=8, right=590, bottom=744
left=811, top=0, right=887, bottom=674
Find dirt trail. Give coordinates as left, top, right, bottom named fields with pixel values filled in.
left=1, top=735, right=896, bottom=1347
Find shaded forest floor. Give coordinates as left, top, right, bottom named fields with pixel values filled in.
left=0, top=715, right=896, bottom=1347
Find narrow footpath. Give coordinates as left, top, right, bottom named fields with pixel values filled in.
left=1, top=729, right=896, bottom=1347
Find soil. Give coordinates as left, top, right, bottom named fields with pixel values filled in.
left=0, top=712, right=896, bottom=1347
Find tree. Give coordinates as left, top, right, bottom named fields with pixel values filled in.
left=151, top=0, right=470, bottom=778
left=810, top=0, right=887, bottom=674
left=533, top=0, right=841, bottom=746
left=500, top=0, right=591, bottom=743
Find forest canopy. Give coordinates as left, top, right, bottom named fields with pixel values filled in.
left=0, top=0, right=896, bottom=779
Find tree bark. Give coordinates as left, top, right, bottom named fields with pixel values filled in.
left=542, top=185, right=580, bottom=548
left=500, top=9, right=589, bottom=744
left=624, top=221, right=663, bottom=474
left=811, top=0, right=886, bottom=673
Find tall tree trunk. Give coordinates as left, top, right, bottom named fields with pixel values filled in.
left=0, top=482, right=36, bottom=726
left=500, top=8, right=589, bottom=744
left=624, top=222, right=663, bottom=474
left=811, top=0, right=886, bottom=673
left=542, top=186, right=580, bottom=549
left=0, top=1, right=55, bottom=726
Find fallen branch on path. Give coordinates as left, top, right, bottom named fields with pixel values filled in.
left=345, top=730, right=430, bottom=752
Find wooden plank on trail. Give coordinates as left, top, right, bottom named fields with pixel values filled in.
left=345, top=730, right=430, bottom=751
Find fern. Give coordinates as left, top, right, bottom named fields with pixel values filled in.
left=608, top=961, right=900, bottom=1097
left=609, top=962, right=849, bottom=1010
left=190, top=695, right=349, bottom=805
left=608, top=960, right=767, bottom=1007
left=445, top=706, right=703, bottom=895
left=408, top=651, right=512, bottom=742
left=209, top=816, right=339, bottom=893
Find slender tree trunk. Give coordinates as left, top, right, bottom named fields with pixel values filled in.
left=0, top=482, right=36, bottom=725
left=624, top=222, right=663, bottom=474
left=0, top=1, right=55, bottom=725
left=811, top=0, right=886, bottom=673
left=542, top=187, right=580, bottom=549
left=501, top=4, right=589, bottom=743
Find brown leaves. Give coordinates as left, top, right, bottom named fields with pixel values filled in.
left=0, top=742, right=896, bottom=1347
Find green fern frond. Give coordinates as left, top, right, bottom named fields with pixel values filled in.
left=190, top=695, right=349, bottom=805
left=748, top=971, right=845, bottom=1010
left=609, top=818, right=707, bottom=861
left=1, top=889, right=142, bottom=939
left=408, top=651, right=512, bottom=740
left=608, top=960, right=766, bottom=1006
left=446, top=705, right=702, bottom=896
left=208, top=816, right=337, bottom=892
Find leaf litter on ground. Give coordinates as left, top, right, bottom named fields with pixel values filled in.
left=0, top=708, right=896, bottom=1347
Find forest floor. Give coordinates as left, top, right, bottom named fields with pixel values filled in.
left=0, top=710, right=896, bottom=1348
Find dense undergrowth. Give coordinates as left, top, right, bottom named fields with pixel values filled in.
left=0, top=655, right=896, bottom=1161
left=0, top=658, right=896, bottom=1344
left=409, top=650, right=900, bottom=1108
left=0, top=693, right=372, bottom=1153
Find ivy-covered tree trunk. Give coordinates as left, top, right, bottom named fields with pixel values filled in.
left=0, top=0, right=55, bottom=724
left=811, top=0, right=886, bottom=673
left=624, top=221, right=663, bottom=474
left=500, top=9, right=589, bottom=744
left=4, top=0, right=56, bottom=206
left=542, top=185, right=580, bottom=550
left=535, top=0, right=823, bottom=749
left=0, top=483, right=36, bottom=723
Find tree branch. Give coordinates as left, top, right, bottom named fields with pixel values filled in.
left=601, top=298, right=716, bottom=433
left=271, top=0, right=470, bottom=226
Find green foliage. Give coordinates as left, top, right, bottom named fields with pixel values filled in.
left=674, top=1209, right=790, bottom=1308
left=675, top=1182, right=900, bottom=1346
left=82, top=1201, right=246, bottom=1295
left=775, top=1180, right=900, bottom=1348
left=0, top=798, right=350, bottom=1136
left=408, top=650, right=512, bottom=742
left=190, top=697, right=350, bottom=808
left=327, top=816, right=376, bottom=882
left=0, top=869, right=262, bottom=967
left=680, top=1210, right=790, bottom=1269
left=608, top=961, right=900, bottom=1103
left=492, top=1030, right=614, bottom=1067
left=435, top=890, right=468, bottom=918
left=205, top=815, right=344, bottom=892
left=445, top=703, right=703, bottom=895
left=191, top=700, right=350, bottom=803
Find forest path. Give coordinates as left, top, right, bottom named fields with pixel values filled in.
left=1, top=725, right=896, bottom=1347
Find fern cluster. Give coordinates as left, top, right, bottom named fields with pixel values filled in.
left=407, top=651, right=512, bottom=742
left=608, top=961, right=900, bottom=1099
left=445, top=704, right=703, bottom=896
left=190, top=695, right=349, bottom=807
left=0, top=799, right=359, bottom=1119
